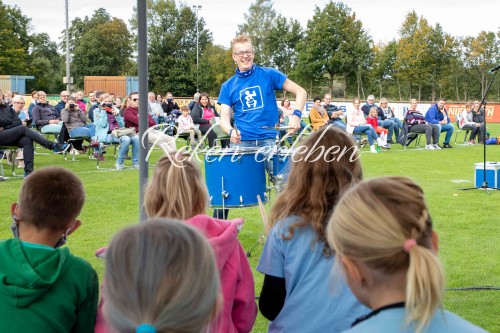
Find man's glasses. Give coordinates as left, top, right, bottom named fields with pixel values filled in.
left=61, top=95, right=70, bottom=97
left=132, top=98, right=139, bottom=102
left=234, top=50, right=253, bottom=58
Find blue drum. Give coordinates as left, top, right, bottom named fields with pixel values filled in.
left=272, top=148, right=294, bottom=181
left=204, top=148, right=267, bottom=207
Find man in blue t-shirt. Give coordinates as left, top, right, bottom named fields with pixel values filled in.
left=219, top=35, right=306, bottom=151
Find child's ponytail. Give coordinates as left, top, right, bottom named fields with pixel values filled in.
left=405, top=239, right=444, bottom=333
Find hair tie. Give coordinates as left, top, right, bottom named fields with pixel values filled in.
left=403, top=239, right=417, bottom=253
left=136, top=323, right=156, bottom=333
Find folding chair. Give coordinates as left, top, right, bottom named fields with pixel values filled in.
left=64, top=137, right=93, bottom=161
left=0, top=146, right=19, bottom=176
left=454, top=114, right=471, bottom=145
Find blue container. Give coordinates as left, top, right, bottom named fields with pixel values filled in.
left=474, top=162, right=500, bottom=188
left=204, top=148, right=267, bottom=207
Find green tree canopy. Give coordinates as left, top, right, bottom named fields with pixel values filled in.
left=66, top=9, right=133, bottom=89
left=295, top=1, right=372, bottom=97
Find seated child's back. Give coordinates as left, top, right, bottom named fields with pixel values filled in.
left=0, top=167, right=98, bottom=333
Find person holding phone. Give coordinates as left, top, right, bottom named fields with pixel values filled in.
left=61, top=96, right=95, bottom=154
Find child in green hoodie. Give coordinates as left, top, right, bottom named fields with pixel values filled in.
left=0, top=166, right=98, bottom=333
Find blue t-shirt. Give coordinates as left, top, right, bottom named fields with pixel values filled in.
left=344, top=307, right=488, bottom=333
left=218, top=66, right=287, bottom=140
left=257, top=215, right=369, bottom=333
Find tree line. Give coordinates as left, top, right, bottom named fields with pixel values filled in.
left=0, top=0, right=498, bottom=102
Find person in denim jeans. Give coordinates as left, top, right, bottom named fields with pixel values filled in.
left=94, top=93, right=139, bottom=170
left=346, top=98, right=390, bottom=153
left=424, top=98, right=454, bottom=148
left=218, top=35, right=307, bottom=179
left=378, top=98, right=403, bottom=142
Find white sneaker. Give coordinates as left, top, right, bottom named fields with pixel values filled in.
left=115, top=163, right=124, bottom=171
left=376, top=138, right=385, bottom=146
left=433, top=144, right=442, bottom=150
left=370, top=146, right=378, bottom=153
left=425, top=144, right=435, bottom=150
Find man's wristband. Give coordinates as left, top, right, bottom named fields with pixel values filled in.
left=293, top=109, right=302, bottom=118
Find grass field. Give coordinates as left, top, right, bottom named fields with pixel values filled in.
left=1, top=126, right=499, bottom=332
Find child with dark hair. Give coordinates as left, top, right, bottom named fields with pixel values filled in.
left=257, top=125, right=369, bottom=332
left=0, top=167, right=98, bottom=332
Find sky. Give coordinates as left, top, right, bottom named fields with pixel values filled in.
left=4, top=0, right=500, bottom=47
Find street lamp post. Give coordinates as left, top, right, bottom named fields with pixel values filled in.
left=193, top=5, right=202, bottom=92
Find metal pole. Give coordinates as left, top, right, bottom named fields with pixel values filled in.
left=193, top=5, right=202, bottom=92
left=65, top=0, right=70, bottom=91
left=138, top=0, right=149, bottom=222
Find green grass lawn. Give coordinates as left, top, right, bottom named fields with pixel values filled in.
left=1, top=126, right=499, bottom=332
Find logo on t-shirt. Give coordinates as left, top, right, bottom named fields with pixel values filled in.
left=239, top=86, right=263, bottom=111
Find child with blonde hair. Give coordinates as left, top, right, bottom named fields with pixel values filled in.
left=104, top=219, right=220, bottom=333
left=366, top=106, right=388, bottom=146
left=327, top=177, right=488, bottom=333
left=143, top=153, right=257, bottom=333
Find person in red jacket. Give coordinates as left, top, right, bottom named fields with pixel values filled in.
left=123, top=92, right=176, bottom=154
left=366, top=107, right=389, bottom=146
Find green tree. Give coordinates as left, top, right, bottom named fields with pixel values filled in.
left=264, top=15, right=303, bottom=76
left=68, top=12, right=133, bottom=89
left=136, top=0, right=212, bottom=95
left=27, top=33, right=64, bottom=93
left=63, top=8, right=112, bottom=53
left=0, top=3, right=29, bottom=74
left=426, top=24, right=456, bottom=100
left=395, top=11, right=434, bottom=100
left=369, top=41, right=398, bottom=99
left=463, top=31, right=500, bottom=98
left=237, top=0, right=277, bottom=66
left=295, top=1, right=372, bottom=97
left=197, top=44, right=234, bottom=96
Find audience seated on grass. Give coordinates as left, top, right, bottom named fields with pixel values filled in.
left=191, top=92, right=221, bottom=148
left=148, top=91, right=165, bottom=124
left=94, top=93, right=139, bottom=170
left=177, top=104, right=202, bottom=150
left=309, top=96, right=329, bottom=130
left=366, top=107, right=389, bottom=146
left=103, top=219, right=221, bottom=333
left=124, top=91, right=177, bottom=154
left=362, top=95, right=396, bottom=143
left=378, top=97, right=403, bottom=142
left=347, top=98, right=390, bottom=153
left=32, top=91, right=63, bottom=135
left=459, top=102, right=481, bottom=145
left=143, top=153, right=257, bottom=333
left=425, top=98, right=454, bottom=148
left=0, top=92, right=69, bottom=177
left=61, top=96, right=96, bottom=154
left=0, top=167, right=98, bottom=332
left=472, top=101, right=486, bottom=143
left=257, top=126, right=370, bottom=333
left=405, top=99, right=441, bottom=150
left=327, top=177, right=488, bottom=333
left=323, top=93, right=346, bottom=130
